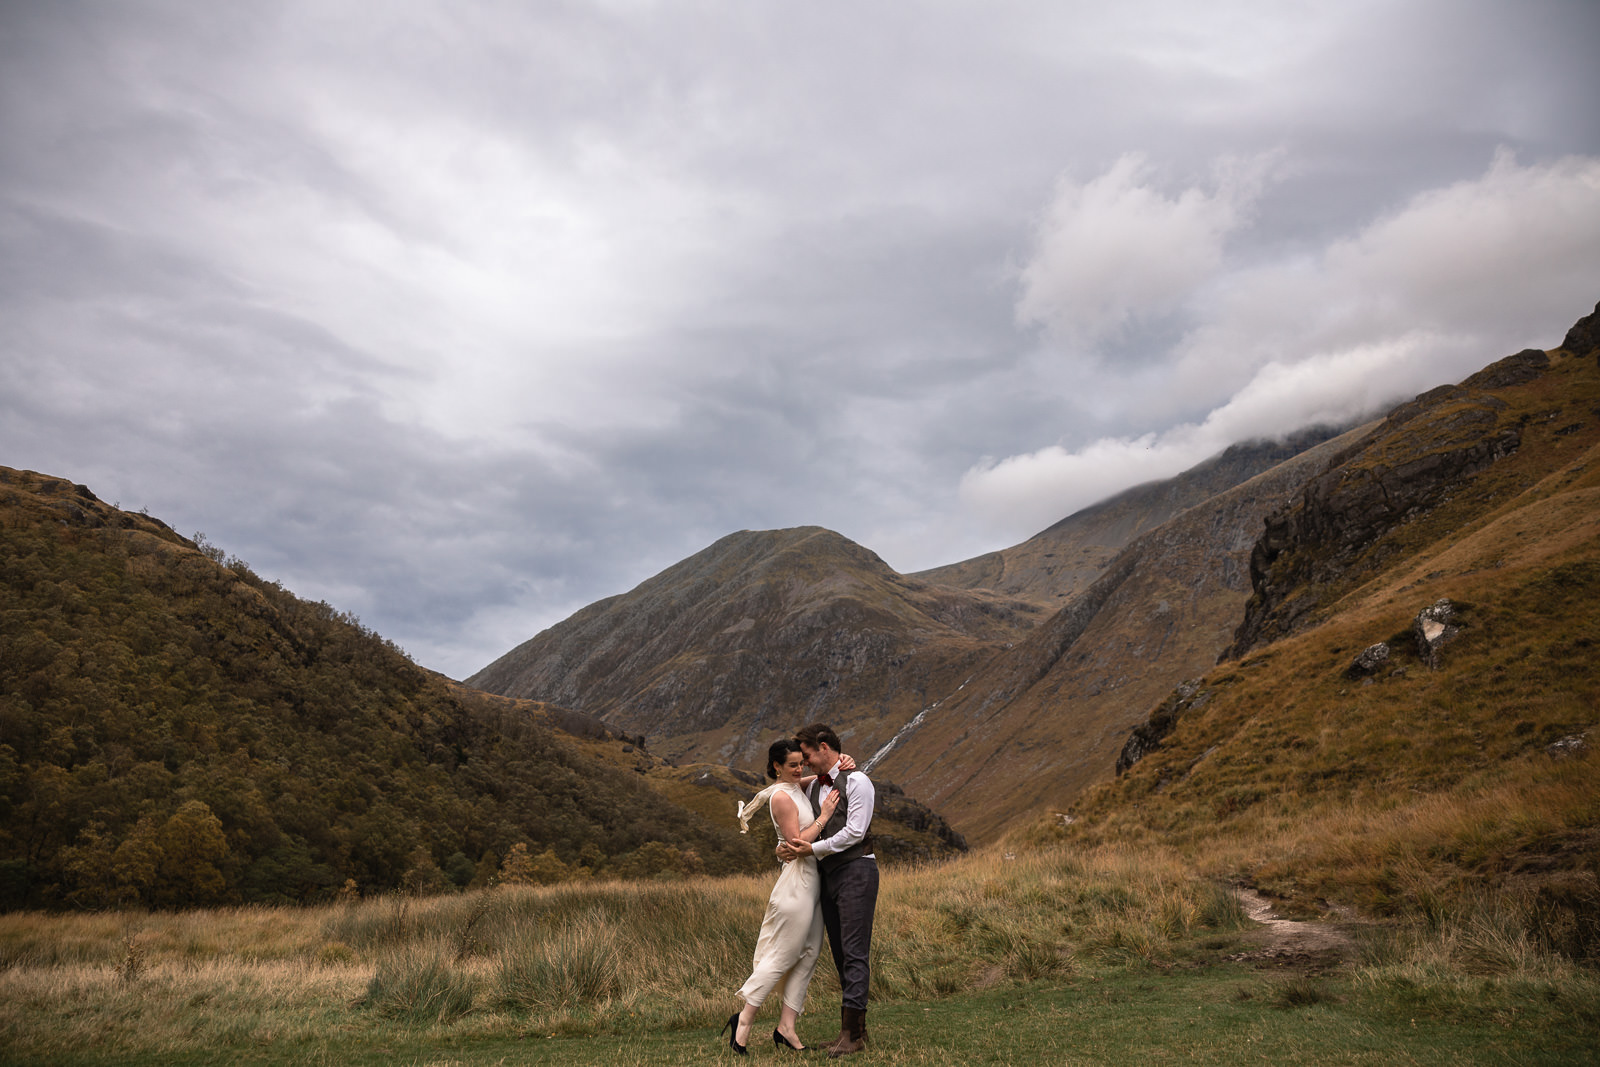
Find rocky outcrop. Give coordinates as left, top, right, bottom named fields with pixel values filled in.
left=1345, top=642, right=1391, bottom=679
left=1546, top=733, right=1589, bottom=758
left=1116, top=680, right=1209, bottom=775
left=1560, top=300, right=1600, bottom=359
left=1462, top=348, right=1549, bottom=390
left=1412, top=598, right=1462, bottom=670
left=1225, top=354, right=1542, bottom=659
left=872, top=780, right=970, bottom=860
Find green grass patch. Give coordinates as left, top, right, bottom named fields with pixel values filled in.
left=5, top=959, right=1595, bottom=1066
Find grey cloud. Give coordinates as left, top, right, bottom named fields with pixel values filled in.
left=4, top=0, right=1599, bottom=677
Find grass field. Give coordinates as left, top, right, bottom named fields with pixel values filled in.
left=3, top=842, right=1596, bottom=1065
left=6, top=966, right=1596, bottom=1066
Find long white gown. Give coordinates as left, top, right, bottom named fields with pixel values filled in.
left=736, top=782, right=825, bottom=1013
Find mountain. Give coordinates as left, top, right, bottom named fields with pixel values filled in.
left=1224, top=344, right=1570, bottom=659
left=472, top=435, right=1370, bottom=829
left=867, top=423, right=1374, bottom=839
left=883, top=309, right=1599, bottom=842
left=0, top=472, right=965, bottom=910
left=1053, top=307, right=1599, bottom=945
left=470, top=526, right=1045, bottom=769
left=476, top=303, right=1600, bottom=851
left=912, top=426, right=1350, bottom=611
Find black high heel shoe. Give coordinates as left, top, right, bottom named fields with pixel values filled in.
left=774, top=1028, right=806, bottom=1051
left=721, top=1013, right=748, bottom=1056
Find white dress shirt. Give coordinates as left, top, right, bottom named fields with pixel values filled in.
left=811, top=762, right=876, bottom=859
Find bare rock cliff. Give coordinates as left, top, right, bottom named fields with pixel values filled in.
left=1224, top=350, right=1550, bottom=659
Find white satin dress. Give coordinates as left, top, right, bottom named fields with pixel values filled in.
left=736, top=781, right=825, bottom=1014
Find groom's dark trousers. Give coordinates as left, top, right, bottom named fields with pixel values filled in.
left=820, top=856, right=878, bottom=1011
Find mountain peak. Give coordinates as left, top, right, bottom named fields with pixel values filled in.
left=469, top=525, right=1043, bottom=768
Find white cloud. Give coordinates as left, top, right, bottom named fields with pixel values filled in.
left=966, top=150, right=1600, bottom=539
left=1166, top=150, right=1600, bottom=411
left=1321, top=148, right=1600, bottom=334
left=1014, top=153, right=1270, bottom=345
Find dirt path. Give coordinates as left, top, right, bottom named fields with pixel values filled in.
left=1226, top=888, right=1354, bottom=971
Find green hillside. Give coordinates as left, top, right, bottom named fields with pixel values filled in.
left=0, top=469, right=779, bottom=909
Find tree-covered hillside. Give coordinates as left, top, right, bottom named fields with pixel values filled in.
left=0, top=467, right=772, bottom=909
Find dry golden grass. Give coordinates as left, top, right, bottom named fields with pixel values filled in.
left=2, top=846, right=1594, bottom=1065
left=1048, top=495, right=1599, bottom=933
left=0, top=844, right=1255, bottom=1062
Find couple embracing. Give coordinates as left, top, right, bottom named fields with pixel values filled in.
left=725, top=723, right=877, bottom=1057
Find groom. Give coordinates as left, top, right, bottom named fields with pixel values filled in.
left=777, top=722, right=877, bottom=1058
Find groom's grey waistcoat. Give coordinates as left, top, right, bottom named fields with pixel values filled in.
left=809, top=769, right=874, bottom=873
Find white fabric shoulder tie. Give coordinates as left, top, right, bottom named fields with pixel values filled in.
left=736, top=782, right=783, bottom=834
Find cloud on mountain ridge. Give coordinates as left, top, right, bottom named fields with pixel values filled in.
left=962, top=151, right=1600, bottom=537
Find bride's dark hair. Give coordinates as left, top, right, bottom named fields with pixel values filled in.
left=767, top=738, right=801, bottom=780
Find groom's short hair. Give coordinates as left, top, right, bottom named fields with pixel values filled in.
left=795, top=723, right=841, bottom=751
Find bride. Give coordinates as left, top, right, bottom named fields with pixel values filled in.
left=722, top=739, right=852, bottom=1054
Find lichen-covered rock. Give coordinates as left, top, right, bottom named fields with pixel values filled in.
left=1546, top=733, right=1588, bottom=758
left=1412, top=598, right=1461, bottom=669
left=1345, top=642, right=1391, bottom=679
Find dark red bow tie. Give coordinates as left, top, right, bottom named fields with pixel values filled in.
left=817, top=772, right=834, bottom=789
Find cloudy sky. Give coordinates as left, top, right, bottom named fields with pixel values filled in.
left=4, top=1, right=1599, bottom=679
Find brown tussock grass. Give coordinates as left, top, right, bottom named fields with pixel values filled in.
left=0, top=844, right=1253, bottom=1061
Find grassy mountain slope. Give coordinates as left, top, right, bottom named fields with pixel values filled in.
left=871, top=424, right=1375, bottom=840
left=1045, top=316, right=1600, bottom=950
left=913, top=427, right=1348, bottom=611
left=0, top=474, right=965, bottom=910
left=470, top=526, right=1044, bottom=769
left=0, top=475, right=783, bottom=908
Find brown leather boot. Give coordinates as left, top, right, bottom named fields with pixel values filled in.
left=829, top=1007, right=867, bottom=1058
left=823, top=1005, right=850, bottom=1054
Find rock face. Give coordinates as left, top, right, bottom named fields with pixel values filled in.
left=1225, top=352, right=1545, bottom=660
left=872, top=780, right=971, bottom=861
left=1412, top=599, right=1461, bottom=670
left=1116, top=680, right=1209, bottom=776
left=1561, top=300, right=1600, bottom=361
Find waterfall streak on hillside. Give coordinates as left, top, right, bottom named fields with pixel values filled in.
left=863, top=677, right=971, bottom=773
